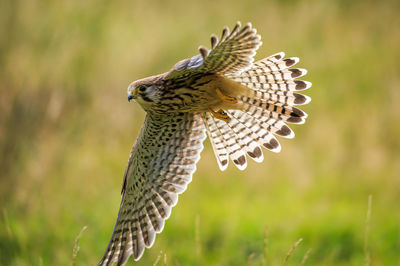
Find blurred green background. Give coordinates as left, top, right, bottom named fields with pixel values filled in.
left=1, top=0, right=400, bottom=265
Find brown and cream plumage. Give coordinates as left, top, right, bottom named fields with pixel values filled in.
left=99, top=22, right=311, bottom=265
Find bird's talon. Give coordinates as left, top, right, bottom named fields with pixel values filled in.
left=216, top=88, right=238, bottom=104
left=209, top=109, right=231, bottom=122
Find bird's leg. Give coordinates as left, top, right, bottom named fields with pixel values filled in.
left=209, top=109, right=231, bottom=122
left=216, top=88, right=238, bottom=104
left=208, top=89, right=236, bottom=122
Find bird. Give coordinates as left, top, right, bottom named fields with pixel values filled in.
left=98, top=21, right=311, bottom=265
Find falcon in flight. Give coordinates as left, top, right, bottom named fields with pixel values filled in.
left=99, top=22, right=311, bottom=265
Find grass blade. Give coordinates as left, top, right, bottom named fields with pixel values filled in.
left=283, top=238, right=303, bottom=265
left=71, top=226, right=87, bottom=266
left=364, top=195, right=372, bottom=266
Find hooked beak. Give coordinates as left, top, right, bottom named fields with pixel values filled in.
left=127, top=86, right=137, bottom=102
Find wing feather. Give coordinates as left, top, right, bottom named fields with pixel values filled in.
left=98, top=113, right=206, bottom=265
left=165, top=22, right=262, bottom=80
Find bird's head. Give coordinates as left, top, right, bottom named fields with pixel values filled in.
left=127, top=76, right=162, bottom=111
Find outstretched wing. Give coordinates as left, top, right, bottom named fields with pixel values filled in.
left=99, top=113, right=206, bottom=265
left=165, top=21, right=262, bottom=80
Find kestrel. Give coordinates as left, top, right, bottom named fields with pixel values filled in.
left=99, top=22, right=311, bottom=265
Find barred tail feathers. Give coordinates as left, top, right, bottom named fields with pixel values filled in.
left=202, top=113, right=230, bottom=171
left=203, top=52, right=311, bottom=170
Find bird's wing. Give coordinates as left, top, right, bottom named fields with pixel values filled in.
left=165, top=21, right=262, bottom=80
left=98, top=112, right=206, bottom=265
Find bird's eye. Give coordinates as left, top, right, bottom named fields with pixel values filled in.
left=137, top=85, right=147, bottom=93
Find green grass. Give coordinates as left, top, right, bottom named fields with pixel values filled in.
left=1, top=0, right=400, bottom=265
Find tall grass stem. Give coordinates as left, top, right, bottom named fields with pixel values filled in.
left=283, top=238, right=303, bottom=265
left=364, top=195, right=372, bottom=266
left=71, top=226, right=87, bottom=266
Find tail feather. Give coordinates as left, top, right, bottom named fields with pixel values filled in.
left=242, top=97, right=308, bottom=118
left=229, top=110, right=281, bottom=153
left=202, top=113, right=229, bottom=170
left=233, top=68, right=308, bottom=86
left=228, top=51, right=312, bottom=92
left=238, top=67, right=307, bottom=79
left=243, top=98, right=307, bottom=125
left=240, top=97, right=300, bottom=138
left=210, top=115, right=248, bottom=170
left=248, top=90, right=311, bottom=106
left=243, top=79, right=312, bottom=92
left=203, top=52, right=311, bottom=170
left=225, top=115, right=264, bottom=163
left=243, top=104, right=294, bottom=139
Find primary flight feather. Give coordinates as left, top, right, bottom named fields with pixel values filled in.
left=99, top=22, right=311, bottom=265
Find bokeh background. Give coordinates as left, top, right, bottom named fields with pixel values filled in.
left=1, top=0, right=400, bottom=265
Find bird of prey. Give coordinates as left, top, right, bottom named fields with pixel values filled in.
left=99, top=22, right=311, bottom=265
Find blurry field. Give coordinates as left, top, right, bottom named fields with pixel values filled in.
left=1, top=0, right=400, bottom=265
